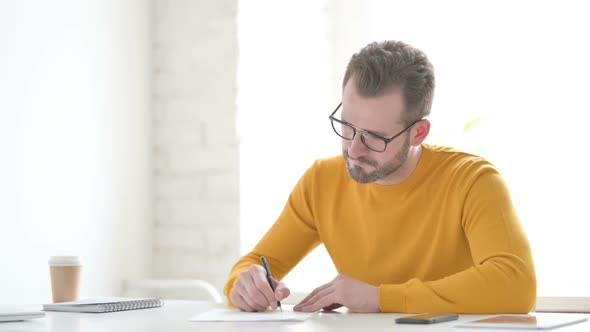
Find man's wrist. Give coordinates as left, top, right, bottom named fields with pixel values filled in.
left=371, top=285, right=382, bottom=312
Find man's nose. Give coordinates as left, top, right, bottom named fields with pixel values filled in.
left=347, top=133, right=369, bottom=158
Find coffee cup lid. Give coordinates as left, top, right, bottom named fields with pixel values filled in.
left=49, top=256, right=81, bottom=266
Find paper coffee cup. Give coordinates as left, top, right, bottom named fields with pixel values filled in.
left=49, top=256, right=82, bottom=303
left=49, top=256, right=81, bottom=267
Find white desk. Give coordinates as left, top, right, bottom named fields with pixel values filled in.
left=1, top=300, right=588, bottom=332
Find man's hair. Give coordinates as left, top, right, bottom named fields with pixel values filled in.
left=343, top=40, right=435, bottom=124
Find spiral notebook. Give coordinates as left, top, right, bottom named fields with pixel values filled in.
left=43, top=297, right=163, bottom=313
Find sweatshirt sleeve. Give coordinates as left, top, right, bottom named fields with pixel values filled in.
left=379, top=171, right=537, bottom=313
left=223, top=162, right=322, bottom=305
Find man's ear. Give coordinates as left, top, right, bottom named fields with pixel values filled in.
left=412, top=119, right=430, bottom=146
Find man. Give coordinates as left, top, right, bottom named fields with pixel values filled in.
left=224, top=40, right=536, bottom=313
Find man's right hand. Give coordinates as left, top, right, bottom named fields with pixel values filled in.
left=230, top=264, right=290, bottom=312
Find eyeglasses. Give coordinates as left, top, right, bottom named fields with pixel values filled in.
left=329, top=102, right=422, bottom=152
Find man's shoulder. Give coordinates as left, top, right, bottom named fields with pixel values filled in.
left=424, top=144, right=498, bottom=174
left=426, top=144, right=490, bottom=163
left=304, top=154, right=347, bottom=181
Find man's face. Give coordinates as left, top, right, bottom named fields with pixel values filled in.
left=340, top=80, right=412, bottom=184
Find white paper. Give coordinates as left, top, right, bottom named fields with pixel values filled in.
left=190, top=308, right=317, bottom=322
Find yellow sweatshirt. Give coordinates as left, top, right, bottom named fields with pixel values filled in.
left=225, top=144, right=536, bottom=313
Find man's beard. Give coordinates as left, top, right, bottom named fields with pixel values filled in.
left=343, top=135, right=410, bottom=184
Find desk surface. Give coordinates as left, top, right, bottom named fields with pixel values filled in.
left=1, top=300, right=589, bottom=332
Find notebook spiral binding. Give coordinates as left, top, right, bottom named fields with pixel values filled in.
left=100, top=298, right=163, bottom=312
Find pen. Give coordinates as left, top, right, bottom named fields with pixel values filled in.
left=260, top=256, right=282, bottom=312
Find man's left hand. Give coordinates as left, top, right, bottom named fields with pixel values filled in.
left=293, top=274, right=380, bottom=313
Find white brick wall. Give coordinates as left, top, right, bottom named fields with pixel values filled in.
left=153, top=0, right=239, bottom=297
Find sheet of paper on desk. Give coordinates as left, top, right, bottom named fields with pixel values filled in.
left=190, top=308, right=317, bottom=322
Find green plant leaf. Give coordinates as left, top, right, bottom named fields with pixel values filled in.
left=463, top=117, right=482, bottom=133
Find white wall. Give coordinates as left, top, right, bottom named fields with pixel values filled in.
left=237, top=0, right=338, bottom=295
left=152, top=0, right=240, bottom=295
left=0, top=1, right=152, bottom=304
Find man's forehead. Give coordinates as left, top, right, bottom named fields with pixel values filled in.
left=341, top=87, right=406, bottom=125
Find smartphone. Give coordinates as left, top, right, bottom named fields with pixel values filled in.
left=395, top=313, right=459, bottom=324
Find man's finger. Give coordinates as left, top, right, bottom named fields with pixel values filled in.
left=322, top=303, right=342, bottom=311
left=252, top=273, right=278, bottom=309
left=298, top=286, right=334, bottom=309
left=232, top=292, right=256, bottom=312
left=231, top=282, right=257, bottom=312
left=274, top=280, right=290, bottom=300
left=241, top=294, right=266, bottom=312
left=243, top=273, right=272, bottom=310
left=297, top=293, right=336, bottom=312
left=236, top=279, right=267, bottom=312
left=240, top=289, right=268, bottom=312
left=296, top=281, right=332, bottom=306
left=295, top=285, right=334, bottom=311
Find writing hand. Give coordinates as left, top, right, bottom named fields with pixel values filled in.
left=293, top=274, right=380, bottom=313
left=230, top=264, right=290, bottom=312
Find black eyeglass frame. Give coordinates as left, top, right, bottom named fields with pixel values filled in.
left=329, top=102, right=423, bottom=153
